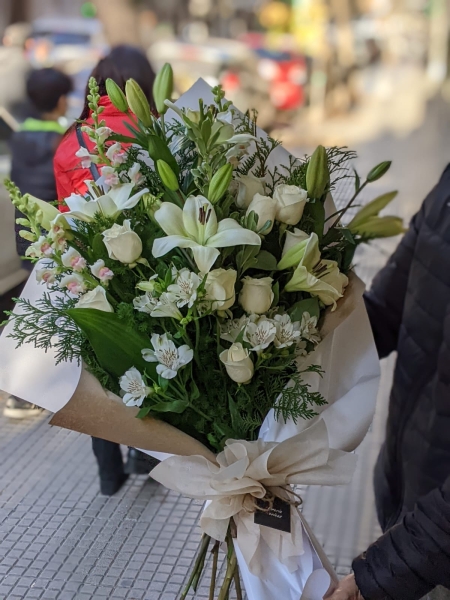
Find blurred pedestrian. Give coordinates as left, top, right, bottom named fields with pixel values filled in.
left=3, top=67, right=72, bottom=420
left=0, top=23, right=32, bottom=120
left=327, top=167, right=450, bottom=600
left=53, top=46, right=158, bottom=496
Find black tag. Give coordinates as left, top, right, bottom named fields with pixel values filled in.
left=254, top=496, right=291, bottom=533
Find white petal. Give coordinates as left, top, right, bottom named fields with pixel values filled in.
left=96, top=194, right=120, bottom=218
left=208, top=219, right=261, bottom=249
left=183, top=196, right=218, bottom=243
left=156, top=365, right=178, bottom=379
left=191, top=246, right=220, bottom=273
left=154, top=202, right=186, bottom=236
left=152, top=235, right=199, bottom=259
left=120, top=187, right=149, bottom=210
left=142, top=349, right=158, bottom=362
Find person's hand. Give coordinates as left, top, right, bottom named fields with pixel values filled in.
left=324, top=574, right=363, bottom=600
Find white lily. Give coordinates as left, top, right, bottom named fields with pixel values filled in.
left=119, top=367, right=150, bottom=407
left=142, top=333, right=193, bottom=380
left=152, top=195, right=261, bottom=273
left=65, top=182, right=149, bottom=222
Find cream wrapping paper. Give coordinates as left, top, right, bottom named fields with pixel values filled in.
left=150, top=418, right=356, bottom=578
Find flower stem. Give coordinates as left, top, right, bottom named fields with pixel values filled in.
left=234, top=568, right=243, bottom=600
left=209, top=542, right=220, bottom=600
left=325, top=180, right=368, bottom=228
left=217, top=538, right=237, bottom=600
left=181, top=534, right=211, bottom=599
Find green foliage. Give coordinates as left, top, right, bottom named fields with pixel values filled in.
left=273, top=365, right=327, bottom=423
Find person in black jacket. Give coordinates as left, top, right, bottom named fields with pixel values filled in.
left=4, top=68, right=72, bottom=420
left=327, top=167, right=450, bottom=600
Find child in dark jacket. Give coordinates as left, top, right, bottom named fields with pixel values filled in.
left=4, top=68, right=72, bottom=420
left=11, top=68, right=72, bottom=258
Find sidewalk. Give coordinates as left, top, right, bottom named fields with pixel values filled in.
left=1, top=95, right=447, bottom=599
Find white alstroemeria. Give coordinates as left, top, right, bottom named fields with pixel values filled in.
left=119, top=367, right=150, bottom=407
left=128, top=163, right=144, bottom=186
left=65, top=183, right=149, bottom=222
left=96, top=126, right=112, bottom=144
left=225, top=134, right=256, bottom=165
left=133, top=292, right=158, bottom=314
left=25, top=236, right=53, bottom=259
left=167, top=268, right=201, bottom=308
left=61, top=247, right=86, bottom=272
left=273, top=314, right=302, bottom=349
left=296, top=340, right=308, bottom=358
left=235, top=174, right=266, bottom=209
left=150, top=292, right=183, bottom=320
left=60, top=273, right=86, bottom=295
left=152, top=195, right=261, bottom=273
left=300, top=312, right=321, bottom=344
left=101, top=166, right=120, bottom=188
left=106, top=142, right=126, bottom=166
left=142, top=333, right=193, bottom=380
left=36, top=267, right=56, bottom=286
left=244, top=317, right=277, bottom=353
left=75, top=147, right=93, bottom=169
left=76, top=286, right=114, bottom=312
left=90, top=259, right=114, bottom=282
left=220, top=315, right=250, bottom=343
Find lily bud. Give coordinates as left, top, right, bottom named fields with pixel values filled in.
left=348, top=191, right=398, bottom=230
left=153, top=63, right=174, bottom=115
left=106, top=78, right=128, bottom=112
left=157, top=160, right=179, bottom=191
left=366, top=161, right=391, bottom=182
left=208, top=163, right=233, bottom=204
left=306, top=145, right=329, bottom=199
left=125, top=79, right=153, bottom=128
left=349, top=216, right=405, bottom=238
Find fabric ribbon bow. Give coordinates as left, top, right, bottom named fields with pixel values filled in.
left=150, top=418, right=356, bottom=577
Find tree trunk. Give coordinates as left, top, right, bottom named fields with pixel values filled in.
left=93, top=0, right=141, bottom=46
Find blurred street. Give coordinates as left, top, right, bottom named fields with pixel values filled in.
left=1, top=0, right=450, bottom=598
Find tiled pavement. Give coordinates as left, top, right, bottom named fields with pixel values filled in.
left=1, top=97, right=448, bottom=599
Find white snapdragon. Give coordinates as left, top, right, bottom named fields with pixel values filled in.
left=300, top=312, right=321, bottom=344
left=142, top=333, right=194, bottom=380
left=60, top=273, right=86, bottom=295
left=62, top=247, right=86, bottom=272
left=95, top=126, right=112, bottom=144
left=101, top=166, right=120, bottom=188
left=244, top=317, right=277, bottom=353
left=75, top=147, right=94, bottom=169
left=128, top=163, right=144, bottom=186
left=167, top=268, right=201, bottom=308
left=106, top=142, right=126, bottom=166
left=25, top=236, right=53, bottom=259
left=90, top=259, right=114, bottom=282
left=273, top=314, right=301, bottom=348
left=119, top=367, right=151, bottom=407
left=36, top=267, right=56, bottom=286
left=75, top=286, right=113, bottom=312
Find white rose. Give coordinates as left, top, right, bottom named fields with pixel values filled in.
left=75, top=286, right=114, bottom=312
left=274, top=184, right=308, bottom=225
left=239, top=276, right=274, bottom=315
left=102, top=220, right=142, bottom=264
left=283, top=228, right=310, bottom=255
left=205, top=268, right=237, bottom=312
left=219, top=343, right=254, bottom=384
left=246, top=193, right=278, bottom=233
left=235, top=174, right=266, bottom=209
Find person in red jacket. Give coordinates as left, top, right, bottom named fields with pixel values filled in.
left=53, top=46, right=158, bottom=496
left=54, top=44, right=156, bottom=205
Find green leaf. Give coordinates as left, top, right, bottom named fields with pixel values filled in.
left=147, top=135, right=179, bottom=175
left=136, top=405, right=152, bottom=419
left=92, top=233, right=108, bottom=259
left=254, top=250, right=278, bottom=271
left=354, top=168, right=361, bottom=193
left=228, top=394, right=247, bottom=438
left=150, top=400, right=188, bottom=414
left=66, top=308, right=156, bottom=381
left=109, top=133, right=140, bottom=144
left=288, top=297, right=320, bottom=322
left=304, top=198, right=325, bottom=241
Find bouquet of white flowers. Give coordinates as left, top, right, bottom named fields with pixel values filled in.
left=1, top=65, right=404, bottom=599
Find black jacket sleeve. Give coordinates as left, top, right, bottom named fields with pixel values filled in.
left=364, top=198, right=427, bottom=359
left=352, top=475, right=450, bottom=600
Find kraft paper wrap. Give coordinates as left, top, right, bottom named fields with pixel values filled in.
left=49, top=271, right=364, bottom=459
